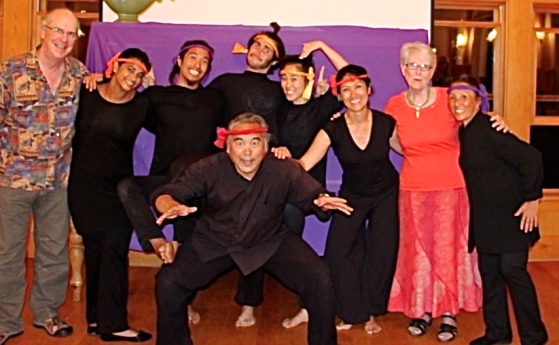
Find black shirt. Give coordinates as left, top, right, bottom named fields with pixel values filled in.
left=279, top=93, right=343, bottom=185
left=69, top=88, right=148, bottom=234
left=152, top=152, right=325, bottom=274
left=323, top=110, right=399, bottom=199
left=143, top=85, right=225, bottom=176
left=208, top=71, right=285, bottom=138
left=459, top=112, right=543, bottom=253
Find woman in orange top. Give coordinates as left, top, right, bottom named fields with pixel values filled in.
left=384, top=42, right=483, bottom=342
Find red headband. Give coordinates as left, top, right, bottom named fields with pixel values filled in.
left=214, top=127, right=269, bottom=149
left=329, top=74, right=369, bottom=96
left=104, top=52, right=149, bottom=79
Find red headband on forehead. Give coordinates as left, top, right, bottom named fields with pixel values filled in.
left=104, top=52, right=149, bottom=79
left=214, top=127, right=269, bottom=149
left=329, top=74, right=369, bottom=96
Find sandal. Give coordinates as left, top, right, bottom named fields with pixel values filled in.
left=407, top=314, right=432, bottom=336
left=33, top=315, right=73, bottom=337
left=437, top=314, right=457, bottom=342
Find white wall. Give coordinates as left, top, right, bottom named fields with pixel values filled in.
left=102, top=0, right=431, bottom=30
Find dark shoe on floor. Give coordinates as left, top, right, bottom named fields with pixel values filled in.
left=87, top=325, right=98, bottom=335
left=100, top=330, right=152, bottom=342
left=469, top=335, right=512, bottom=345
left=437, top=314, right=457, bottom=342
left=33, top=316, right=73, bottom=337
left=0, top=330, right=23, bottom=345
left=408, top=314, right=432, bottom=336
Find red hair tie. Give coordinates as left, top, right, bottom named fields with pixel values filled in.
left=214, top=127, right=269, bottom=149
left=104, top=52, right=149, bottom=79
left=329, top=74, right=369, bottom=96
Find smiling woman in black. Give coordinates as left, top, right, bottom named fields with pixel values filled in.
left=68, top=48, right=152, bottom=342
left=449, top=75, right=548, bottom=345
left=281, top=65, right=399, bottom=334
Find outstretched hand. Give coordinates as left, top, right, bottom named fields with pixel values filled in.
left=156, top=204, right=198, bottom=225
left=514, top=200, right=539, bottom=233
left=154, top=194, right=198, bottom=225
left=314, top=195, right=353, bottom=216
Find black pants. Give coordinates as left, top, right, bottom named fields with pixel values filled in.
left=82, top=225, right=134, bottom=333
left=478, top=251, right=548, bottom=345
left=325, top=186, right=399, bottom=323
left=234, top=204, right=306, bottom=306
left=155, top=233, right=336, bottom=345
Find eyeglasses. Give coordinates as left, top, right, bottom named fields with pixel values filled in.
left=405, top=62, right=432, bottom=72
left=44, top=25, right=78, bottom=40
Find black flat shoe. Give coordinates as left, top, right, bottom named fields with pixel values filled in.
left=101, top=330, right=152, bottom=342
left=87, top=325, right=98, bottom=335
left=469, top=335, right=512, bottom=345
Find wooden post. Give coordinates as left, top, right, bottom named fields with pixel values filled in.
left=1, top=0, right=34, bottom=61
left=69, top=218, right=84, bottom=302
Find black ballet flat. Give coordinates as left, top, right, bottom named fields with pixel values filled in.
left=100, top=330, right=152, bottom=342
left=87, top=325, right=98, bottom=335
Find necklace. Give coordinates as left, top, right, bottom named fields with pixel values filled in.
left=406, top=87, right=431, bottom=118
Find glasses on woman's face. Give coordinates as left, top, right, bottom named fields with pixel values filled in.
left=405, top=62, right=432, bottom=72
left=44, top=25, right=78, bottom=40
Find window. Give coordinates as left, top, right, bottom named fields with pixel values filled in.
left=533, top=4, right=559, bottom=189
left=534, top=8, right=559, bottom=117
left=433, top=3, right=504, bottom=114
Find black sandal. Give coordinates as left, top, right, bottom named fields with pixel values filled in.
left=407, top=314, right=432, bottom=336
left=437, top=315, right=457, bottom=342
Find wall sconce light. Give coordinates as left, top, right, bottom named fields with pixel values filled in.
left=486, top=29, right=497, bottom=42
left=456, top=33, right=467, bottom=48
left=536, top=31, right=545, bottom=41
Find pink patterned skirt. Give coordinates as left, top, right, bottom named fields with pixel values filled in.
left=388, top=188, right=482, bottom=318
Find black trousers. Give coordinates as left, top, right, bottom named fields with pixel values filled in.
left=234, top=203, right=306, bottom=306
left=155, top=233, right=337, bottom=345
left=478, top=251, right=548, bottom=345
left=324, top=186, right=399, bottom=323
left=82, top=225, right=134, bottom=333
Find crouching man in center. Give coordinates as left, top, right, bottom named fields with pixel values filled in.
left=151, top=113, right=352, bottom=345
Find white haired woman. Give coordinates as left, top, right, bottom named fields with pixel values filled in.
left=384, top=42, right=484, bottom=342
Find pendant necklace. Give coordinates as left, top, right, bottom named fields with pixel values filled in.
left=406, top=87, right=431, bottom=118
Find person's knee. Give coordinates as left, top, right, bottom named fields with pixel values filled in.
left=500, top=259, right=527, bottom=280
left=155, top=270, right=184, bottom=305
left=116, top=176, right=138, bottom=200
left=307, top=261, right=334, bottom=291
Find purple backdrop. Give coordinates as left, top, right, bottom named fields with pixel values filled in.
left=85, top=22, right=427, bottom=254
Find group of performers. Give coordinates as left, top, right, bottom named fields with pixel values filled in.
left=1, top=8, right=547, bottom=345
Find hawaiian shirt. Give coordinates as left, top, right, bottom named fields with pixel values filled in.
left=0, top=51, right=88, bottom=191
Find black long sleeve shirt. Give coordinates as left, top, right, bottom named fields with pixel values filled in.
left=459, top=112, right=543, bottom=253
left=152, top=152, right=326, bottom=274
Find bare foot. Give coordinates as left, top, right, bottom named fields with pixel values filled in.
left=235, top=306, right=256, bottom=327
left=364, top=316, right=382, bottom=334
left=188, top=305, right=201, bottom=325
left=336, top=321, right=353, bottom=331
left=282, top=309, right=308, bottom=329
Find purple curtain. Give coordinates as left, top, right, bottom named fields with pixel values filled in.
left=86, top=22, right=427, bottom=253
